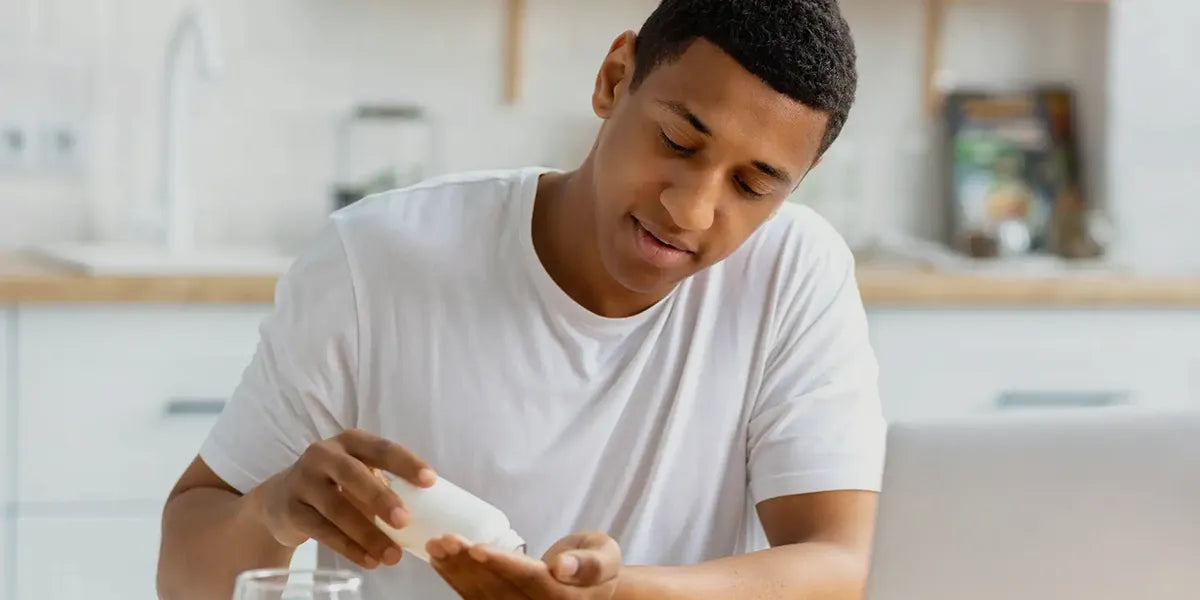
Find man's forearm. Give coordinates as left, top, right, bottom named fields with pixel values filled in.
left=157, top=486, right=294, bottom=600
left=615, top=542, right=869, bottom=600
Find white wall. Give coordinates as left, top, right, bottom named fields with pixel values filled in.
left=0, top=0, right=1112, bottom=255
left=1107, top=0, right=1200, bottom=272
left=825, top=0, right=1110, bottom=244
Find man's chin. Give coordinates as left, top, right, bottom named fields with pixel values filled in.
left=599, top=246, right=691, bottom=299
left=611, top=267, right=686, bottom=298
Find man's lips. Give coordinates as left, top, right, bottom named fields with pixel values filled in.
left=632, top=217, right=694, bottom=269
left=633, top=218, right=695, bottom=253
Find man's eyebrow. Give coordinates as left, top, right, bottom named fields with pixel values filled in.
left=752, top=161, right=792, bottom=184
left=658, top=99, right=794, bottom=183
left=657, top=100, right=712, bottom=136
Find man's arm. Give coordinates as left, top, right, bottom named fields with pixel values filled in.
left=159, top=431, right=435, bottom=600
left=157, top=457, right=294, bottom=600
left=615, top=490, right=877, bottom=599
left=159, top=427, right=441, bottom=600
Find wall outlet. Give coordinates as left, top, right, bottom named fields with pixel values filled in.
left=37, top=120, right=86, bottom=172
left=0, top=115, right=89, bottom=173
left=0, top=120, right=34, bottom=170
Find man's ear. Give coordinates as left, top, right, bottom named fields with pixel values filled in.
left=593, top=31, right=638, bottom=119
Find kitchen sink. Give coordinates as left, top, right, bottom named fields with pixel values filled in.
left=34, top=242, right=296, bottom=276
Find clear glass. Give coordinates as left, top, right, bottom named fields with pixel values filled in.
left=232, top=569, right=363, bottom=600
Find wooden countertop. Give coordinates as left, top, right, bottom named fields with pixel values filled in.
left=857, top=266, right=1200, bottom=308
left=4, top=252, right=1200, bottom=307
left=0, top=253, right=278, bottom=304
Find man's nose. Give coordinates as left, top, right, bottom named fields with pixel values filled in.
left=660, top=170, right=721, bottom=232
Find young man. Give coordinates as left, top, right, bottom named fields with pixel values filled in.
left=157, top=1, right=886, bottom=599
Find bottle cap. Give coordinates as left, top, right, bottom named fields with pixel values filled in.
left=492, top=529, right=527, bottom=555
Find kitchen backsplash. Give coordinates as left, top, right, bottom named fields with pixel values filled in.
left=0, top=0, right=1111, bottom=256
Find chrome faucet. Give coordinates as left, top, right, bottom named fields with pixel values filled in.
left=157, top=5, right=223, bottom=252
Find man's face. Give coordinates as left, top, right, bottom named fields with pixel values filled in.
left=588, top=35, right=830, bottom=296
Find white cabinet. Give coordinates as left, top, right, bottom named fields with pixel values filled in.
left=4, top=303, right=325, bottom=600
left=1, top=309, right=10, bottom=600
left=15, top=515, right=161, bottom=600
left=869, top=309, right=1200, bottom=422
left=12, top=514, right=319, bottom=600
left=14, top=305, right=269, bottom=506
left=0, top=515, right=6, bottom=600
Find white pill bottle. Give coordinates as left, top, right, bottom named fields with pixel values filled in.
left=373, top=474, right=526, bottom=562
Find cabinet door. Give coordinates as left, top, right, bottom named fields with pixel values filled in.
left=1, top=308, right=10, bottom=502
left=15, top=305, right=270, bottom=505
left=0, top=515, right=7, bottom=600
left=14, top=515, right=319, bottom=600
left=869, top=309, right=1200, bottom=422
left=1, top=309, right=10, bottom=600
left=15, top=515, right=161, bottom=600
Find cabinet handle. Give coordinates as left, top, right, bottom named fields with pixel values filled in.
left=995, top=391, right=1131, bottom=409
left=164, top=397, right=228, bottom=416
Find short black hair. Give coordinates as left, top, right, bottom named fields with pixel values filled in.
left=632, top=0, right=858, bottom=155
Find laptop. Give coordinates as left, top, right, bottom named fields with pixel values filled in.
left=866, top=409, right=1200, bottom=600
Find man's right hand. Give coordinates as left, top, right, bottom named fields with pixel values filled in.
left=248, top=429, right=436, bottom=569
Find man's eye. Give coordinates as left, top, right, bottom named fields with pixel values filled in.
left=735, top=176, right=768, bottom=198
left=659, top=131, right=695, bottom=156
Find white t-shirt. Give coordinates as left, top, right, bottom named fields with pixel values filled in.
left=201, top=167, right=885, bottom=599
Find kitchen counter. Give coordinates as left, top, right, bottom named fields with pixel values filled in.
left=0, top=252, right=278, bottom=304
left=4, top=252, right=1200, bottom=307
left=857, top=265, right=1200, bottom=307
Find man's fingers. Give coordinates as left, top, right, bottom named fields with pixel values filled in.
left=550, top=531, right=622, bottom=586
left=290, top=502, right=378, bottom=570
left=299, top=437, right=409, bottom=529
left=552, top=549, right=618, bottom=586
left=429, top=555, right=479, bottom=599
left=340, top=429, right=436, bottom=488
left=301, top=485, right=402, bottom=566
left=473, top=543, right=558, bottom=594
left=551, top=553, right=580, bottom=581
left=430, top=536, right=527, bottom=598
left=429, top=566, right=466, bottom=598
left=325, top=451, right=412, bottom=528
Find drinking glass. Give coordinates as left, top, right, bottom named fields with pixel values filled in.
left=232, top=569, right=363, bottom=600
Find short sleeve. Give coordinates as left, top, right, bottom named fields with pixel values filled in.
left=747, top=237, right=886, bottom=504
left=199, top=220, right=360, bottom=494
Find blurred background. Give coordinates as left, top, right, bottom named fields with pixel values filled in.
left=0, top=0, right=1198, bottom=598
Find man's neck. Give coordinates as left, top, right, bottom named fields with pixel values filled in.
left=531, top=165, right=667, bottom=319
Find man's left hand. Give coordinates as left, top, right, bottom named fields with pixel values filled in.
left=427, top=531, right=623, bottom=599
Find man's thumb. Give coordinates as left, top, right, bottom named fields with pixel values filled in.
left=552, top=533, right=621, bottom=586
